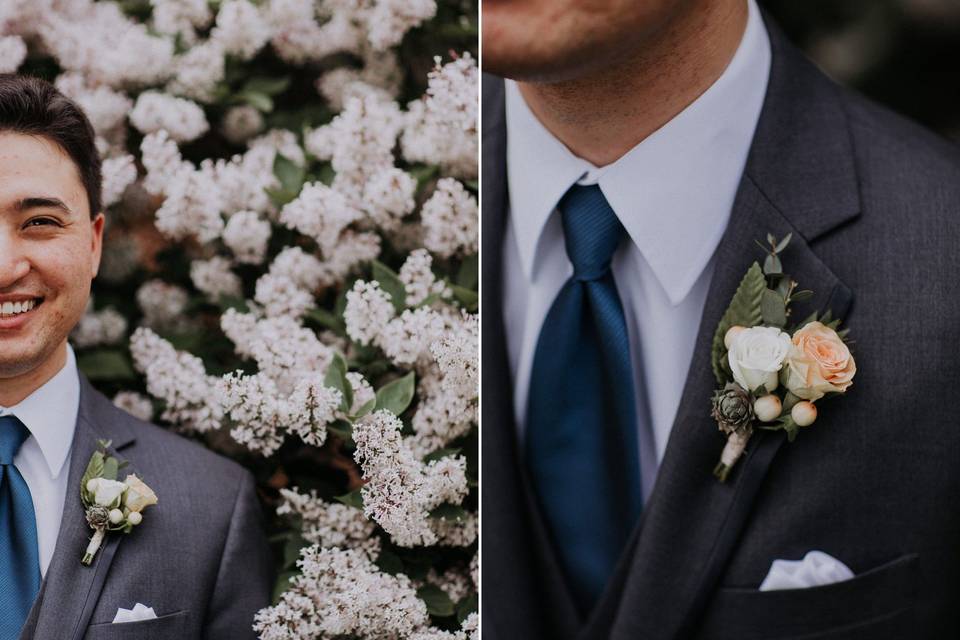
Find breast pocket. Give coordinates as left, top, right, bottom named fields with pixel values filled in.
left=695, top=554, right=918, bottom=640
left=82, top=610, right=190, bottom=640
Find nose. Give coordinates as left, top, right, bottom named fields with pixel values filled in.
left=0, top=230, right=30, bottom=289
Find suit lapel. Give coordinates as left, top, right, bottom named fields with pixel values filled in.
left=25, top=375, right=136, bottom=640
left=592, top=16, right=861, bottom=640
left=481, top=74, right=582, bottom=640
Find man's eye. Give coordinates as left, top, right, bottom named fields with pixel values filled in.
left=25, top=217, right=60, bottom=228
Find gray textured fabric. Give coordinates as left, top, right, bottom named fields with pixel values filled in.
left=482, top=13, right=960, bottom=640
left=17, top=374, right=272, bottom=640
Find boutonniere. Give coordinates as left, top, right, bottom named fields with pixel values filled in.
left=79, top=440, right=158, bottom=565
left=709, top=234, right=856, bottom=482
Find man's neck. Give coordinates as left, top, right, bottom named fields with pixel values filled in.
left=517, top=0, right=748, bottom=167
left=0, top=341, right=67, bottom=407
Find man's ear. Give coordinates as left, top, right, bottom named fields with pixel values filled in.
left=90, top=212, right=105, bottom=278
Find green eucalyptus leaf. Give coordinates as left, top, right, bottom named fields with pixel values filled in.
left=775, top=232, right=793, bottom=253
left=102, top=456, right=119, bottom=481
left=763, top=254, right=782, bottom=276
left=80, top=451, right=105, bottom=503
left=417, top=584, right=455, bottom=618
left=710, top=262, right=765, bottom=384
left=375, top=372, right=416, bottom=416
left=790, top=289, right=814, bottom=302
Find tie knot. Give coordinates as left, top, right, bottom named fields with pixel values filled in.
left=559, top=185, right=625, bottom=281
left=0, top=415, right=30, bottom=464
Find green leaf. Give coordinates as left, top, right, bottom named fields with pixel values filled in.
left=283, top=532, right=307, bottom=569
left=423, top=447, right=461, bottom=463
left=761, top=288, right=787, bottom=327
left=429, top=503, right=467, bottom=522
left=273, top=154, right=305, bottom=196
left=351, top=397, right=376, bottom=421
left=372, top=260, right=406, bottom=312
left=77, top=350, right=136, bottom=381
left=456, top=253, right=478, bottom=289
left=790, top=289, right=814, bottom=302
left=375, top=372, right=416, bottom=416
left=335, top=488, right=364, bottom=509
left=305, top=307, right=345, bottom=334
left=272, top=571, right=298, bottom=604
left=324, top=353, right=353, bottom=413
left=265, top=186, right=297, bottom=208
left=417, top=584, right=455, bottom=617
left=456, top=593, right=478, bottom=623
left=449, top=283, right=478, bottom=312
left=327, top=419, right=353, bottom=442
left=240, top=90, right=273, bottom=113
left=243, top=76, right=291, bottom=96
left=376, top=549, right=404, bottom=575
left=710, top=262, right=766, bottom=384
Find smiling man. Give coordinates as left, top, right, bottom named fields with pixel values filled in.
left=0, top=75, right=271, bottom=640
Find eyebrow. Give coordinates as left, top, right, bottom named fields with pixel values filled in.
left=13, top=197, right=74, bottom=215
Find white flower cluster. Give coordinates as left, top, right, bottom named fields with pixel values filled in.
left=254, top=546, right=429, bottom=640
left=190, top=257, right=243, bottom=301
left=71, top=300, right=128, bottom=349
left=135, top=279, right=189, bottom=330
left=353, top=410, right=469, bottom=547
left=403, top=54, right=479, bottom=179
left=277, top=487, right=379, bottom=556
left=129, top=327, right=222, bottom=433
left=112, top=391, right=154, bottom=422
left=0, top=35, right=27, bottom=73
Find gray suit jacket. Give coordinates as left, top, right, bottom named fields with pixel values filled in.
left=18, top=374, right=272, bottom=640
left=482, top=14, right=960, bottom=640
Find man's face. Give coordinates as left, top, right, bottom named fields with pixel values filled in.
left=0, top=132, right=103, bottom=381
left=482, top=0, right=694, bottom=82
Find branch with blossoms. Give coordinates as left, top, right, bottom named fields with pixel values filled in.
left=5, top=0, right=477, bottom=637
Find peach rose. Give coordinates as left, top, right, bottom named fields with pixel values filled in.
left=782, top=321, right=856, bottom=401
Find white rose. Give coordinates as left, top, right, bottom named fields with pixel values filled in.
left=727, top=326, right=792, bottom=393
left=89, top=478, right=127, bottom=507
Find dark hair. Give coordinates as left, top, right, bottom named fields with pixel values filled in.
left=0, top=74, right=102, bottom=217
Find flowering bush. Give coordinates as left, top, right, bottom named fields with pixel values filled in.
left=4, top=0, right=477, bottom=637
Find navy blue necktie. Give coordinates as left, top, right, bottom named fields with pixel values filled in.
left=526, top=185, right=643, bottom=611
left=0, top=415, right=41, bottom=640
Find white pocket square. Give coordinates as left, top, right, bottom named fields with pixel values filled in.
left=112, top=602, right=157, bottom=623
left=759, top=550, right=854, bottom=591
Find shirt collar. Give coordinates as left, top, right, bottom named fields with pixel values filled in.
left=0, top=344, right=79, bottom=479
left=505, top=0, right=771, bottom=305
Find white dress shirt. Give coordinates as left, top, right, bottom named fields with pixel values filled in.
left=0, top=344, right=79, bottom=577
left=503, top=0, right=771, bottom=499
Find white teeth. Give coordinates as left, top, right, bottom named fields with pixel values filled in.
left=0, top=299, right=37, bottom=317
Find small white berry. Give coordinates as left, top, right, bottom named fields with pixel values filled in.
left=86, top=479, right=98, bottom=493
left=128, top=511, right=142, bottom=525
left=791, top=401, right=818, bottom=427
left=754, top=395, right=782, bottom=422
left=724, top=325, right=746, bottom=349
left=108, top=508, right=124, bottom=524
